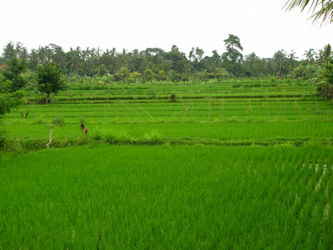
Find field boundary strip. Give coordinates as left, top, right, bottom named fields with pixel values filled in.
left=26, top=94, right=314, bottom=104
left=2, top=137, right=333, bottom=153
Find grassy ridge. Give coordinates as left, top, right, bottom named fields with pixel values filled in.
left=24, top=79, right=315, bottom=102
left=1, top=145, right=332, bottom=249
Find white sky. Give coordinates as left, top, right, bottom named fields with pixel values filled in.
left=1, top=0, right=332, bottom=58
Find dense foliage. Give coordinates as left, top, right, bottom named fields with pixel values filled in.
left=0, top=38, right=332, bottom=99
left=0, top=95, right=16, bottom=115
left=317, top=62, right=333, bottom=98
left=0, top=38, right=329, bottom=81
left=1, top=58, right=27, bottom=92
left=36, top=63, right=65, bottom=103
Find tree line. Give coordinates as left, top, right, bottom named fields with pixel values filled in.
left=0, top=35, right=331, bottom=81
left=0, top=34, right=333, bottom=101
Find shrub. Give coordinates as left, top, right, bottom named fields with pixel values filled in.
left=105, top=134, right=119, bottom=144
left=317, top=83, right=333, bottom=99
left=290, top=64, right=320, bottom=80
left=0, top=94, right=20, bottom=115
left=156, top=70, right=167, bottom=81
left=0, top=132, right=6, bottom=150
left=317, top=62, right=333, bottom=99
left=77, top=136, right=89, bottom=145
left=105, top=132, right=131, bottom=144
left=320, top=62, right=333, bottom=84
left=52, top=117, right=65, bottom=127
left=128, top=72, right=142, bottom=83
left=0, top=73, right=11, bottom=93
left=92, top=130, right=103, bottom=141
left=143, top=69, right=155, bottom=82
left=169, top=94, right=177, bottom=102
left=114, top=67, right=129, bottom=82
left=143, top=130, right=163, bottom=144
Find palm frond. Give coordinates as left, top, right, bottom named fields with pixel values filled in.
left=285, top=0, right=333, bottom=23
left=312, top=1, right=333, bottom=23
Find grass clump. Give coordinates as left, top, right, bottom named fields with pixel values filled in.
left=143, top=130, right=163, bottom=144
left=52, top=117, right=65, bottom=127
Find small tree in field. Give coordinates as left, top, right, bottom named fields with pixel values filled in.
left=37, top=64, right=65, bottom=103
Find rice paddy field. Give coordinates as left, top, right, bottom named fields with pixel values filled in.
left=1, top=79, right=333, bottom=249
left=2, top=79, right=333, bottom=146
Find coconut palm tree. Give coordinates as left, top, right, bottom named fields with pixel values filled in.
left=285, top=0, right=333, bottom=23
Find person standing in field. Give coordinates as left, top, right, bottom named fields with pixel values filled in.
left=80, top=121, right=89, bottom=135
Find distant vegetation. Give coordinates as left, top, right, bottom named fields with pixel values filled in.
left=0, top=36, right=333, bottom=99
left=0, top=37, right=327, bottom=80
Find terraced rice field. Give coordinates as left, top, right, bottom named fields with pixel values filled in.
left=1, top=79, right=333, bottom=249
left=2, top=79, right=333, bottom=146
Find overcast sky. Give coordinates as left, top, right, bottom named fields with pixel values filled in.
left=1, top=0, right=332, bottom=58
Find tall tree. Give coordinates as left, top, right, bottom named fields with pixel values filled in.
left=304, top=49, right=317, bottom=63
left=222, top=34, right=244, bottom=76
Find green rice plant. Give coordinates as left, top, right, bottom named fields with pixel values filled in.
left=0, top=145, right=333, bottom=249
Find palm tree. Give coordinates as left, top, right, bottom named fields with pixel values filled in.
left=285, top=0, right=333, bottom=23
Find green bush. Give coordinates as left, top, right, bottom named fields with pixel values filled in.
left=105, top=134, right=120, bottom=144
left=0, top=73, right=11, bottom=93
left=320, top=63, right=333, bottom=84
left=143, top=130, right=163, bottom=144
left=318, top=62, right=333, bottom=99
left=290, top=64, right=320, bottom=80
left=169, top=94, right=177, bottom=102
left=0, top=94, right=20, bottom=115
left=37, top=64, right=65, bottom=103
left=0, top=132, right=6, bottom=150
left=317, top=83, right=333, bottom=99
left=52, top=117, right=65, bottom=127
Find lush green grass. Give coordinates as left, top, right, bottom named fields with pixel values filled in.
left=1, top=145, right=333, bottom=249
left=3, top=96, right=333, bottom=145
left=1, top=79, right=333, bottom=249
left=25, top=79, right=315, bottom=102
